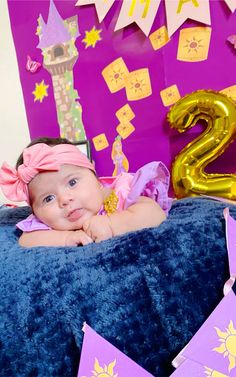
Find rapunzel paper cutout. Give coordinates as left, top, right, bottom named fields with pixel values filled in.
left=111, top=136, right=129, bottom=176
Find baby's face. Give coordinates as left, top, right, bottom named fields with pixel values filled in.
left=28, top=164, right=104, bottom=230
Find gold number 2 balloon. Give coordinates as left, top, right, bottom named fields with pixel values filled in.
left=167, top=90, right=236, bottom=199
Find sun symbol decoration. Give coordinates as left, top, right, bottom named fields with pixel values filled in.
left=109, top=68, right=127, bottom=87
left=213, top=320, right=236, bottom=372
left=184, top=36, right=204, bottom=54
left=130, top=78, right=146, bottom=94
left=91, top=358, right=118, bottom=377
left=32, top=80, right=49, bottom=103
left=204, top=366, right=229, bottom=377
left=82, top=26, right=102, bottom=48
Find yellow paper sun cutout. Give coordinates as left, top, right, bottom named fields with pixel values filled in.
left=91, top=358, right=118, bottom=377
left=82, top=26, right=102, bottom=48
left=213, top=320, right=236, bottom=372
left=32, top=80, right=49, bottom=103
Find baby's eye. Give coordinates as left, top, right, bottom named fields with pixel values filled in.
left=68, top=178, right=78, bottom=187
left=43, top=194, right=55, bottom=204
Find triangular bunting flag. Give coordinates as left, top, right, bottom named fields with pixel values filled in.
left=77, top=323, right=154, bottom=376
left=75, top=0, right=115, bottom=23
left=224, top=0, right=236, bottom=12
left=165, top=0, right=211, bottom=37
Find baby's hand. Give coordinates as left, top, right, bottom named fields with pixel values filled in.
left=65, top=230, right=93, bottom=246
left=82, top=215, right=113, bottom=243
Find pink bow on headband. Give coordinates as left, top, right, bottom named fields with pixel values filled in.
left=0, top=143, right=95, bottom=202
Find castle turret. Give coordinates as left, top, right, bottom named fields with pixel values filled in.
left=37, top=0, right=86, bottom=141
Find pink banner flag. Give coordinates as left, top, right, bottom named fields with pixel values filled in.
left=224, top=0, right=236, bottom=12
left=114, top=0, right=161, bottom=36
left=77, top=323, right=154, bottom=377
left=75, top=0, right=116, bottom=23
left=165, top=0, right=211, bottom=37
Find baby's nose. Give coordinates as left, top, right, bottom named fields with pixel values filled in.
left=59, top=193, right=73, bottom=207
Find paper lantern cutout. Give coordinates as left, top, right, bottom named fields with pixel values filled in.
left=92, top=133, right=109, bottom=151
left=102, top=57, right=129, bottom=93
left=149, top=25, right=170, bottom=50
left=125, top=68, right=152, bottom=101
left=177, top=27, right=211, bottom=62
left=160, top=84, right=181, bottom=107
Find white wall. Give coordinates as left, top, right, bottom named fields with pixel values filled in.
left=0, top=0, right=30, bottom=204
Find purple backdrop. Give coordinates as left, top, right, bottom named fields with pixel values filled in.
left=7, top=0, right=236, bottom=179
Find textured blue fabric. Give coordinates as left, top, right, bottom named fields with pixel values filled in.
left=0, top=198, right=235, bottom=376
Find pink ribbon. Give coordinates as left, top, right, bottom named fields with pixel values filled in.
left=0, top=143, right=95, bottom=203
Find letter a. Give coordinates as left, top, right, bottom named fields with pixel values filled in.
left=177, top=0, right=199, bottom=14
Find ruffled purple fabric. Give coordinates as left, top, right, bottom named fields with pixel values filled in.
left=16, top=214, right=51, bottom=232
left=124, top=161, right=172, bottom=214
left=16, top=161, right=173, bottom=232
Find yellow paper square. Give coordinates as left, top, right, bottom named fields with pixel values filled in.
left=177, top=27, right=212, bottom=62
left=160, top=85, right=181, bottom=107
left=149, top=26, right=170, bottom=50
left=125, top=68, right=152, bottom=101
left=116, top=121, right=135, bottom=139
left=101, top=57, right=129, bottom=93
left=220, top=85, right=236, bottom=101
left=115, top=104, right=135, bottom=122
left=92, top=133, right=109, bottom=151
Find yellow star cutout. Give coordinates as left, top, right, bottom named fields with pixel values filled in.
left=82, top=26, right=102, bottom=48
left=32, top=80, right=49, bottom=103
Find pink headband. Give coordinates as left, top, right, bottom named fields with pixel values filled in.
left=0, top=143, right=95, bottom=203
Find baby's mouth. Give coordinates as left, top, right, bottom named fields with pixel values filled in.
left=67, top=208, right=83, bottom=222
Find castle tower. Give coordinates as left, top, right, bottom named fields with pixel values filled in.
left=37, top=0, right=86, bottom=141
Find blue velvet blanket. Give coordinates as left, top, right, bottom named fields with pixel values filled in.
left=0, top=198, right=235, bottom=376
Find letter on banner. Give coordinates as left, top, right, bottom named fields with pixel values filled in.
left=165, top=0, right=211, bottom=37
left=177, top=0, right=199, bottom=14
left=114, top=0, right=161, bottom=36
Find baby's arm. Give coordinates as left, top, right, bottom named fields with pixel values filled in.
left=19, top=229, right=93, bottom=247
left=83, top=196, right=166, bottom=242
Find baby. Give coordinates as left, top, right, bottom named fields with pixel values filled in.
left=0, top=137, right=172, bottom=247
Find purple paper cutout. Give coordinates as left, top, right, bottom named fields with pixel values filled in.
left=37, top=0, right=71, bottom=49
left=171, top=358, right=229, bottom=377
left=224, top=208, right=236, bottom=278
left=171, top=209, right=236, bottom=376
left=77, top=323, right=154, bottom=377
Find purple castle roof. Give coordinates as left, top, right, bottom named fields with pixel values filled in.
left=37, top=0, right=71, bottom=49
left=38, top=14, right=46, bottom=35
